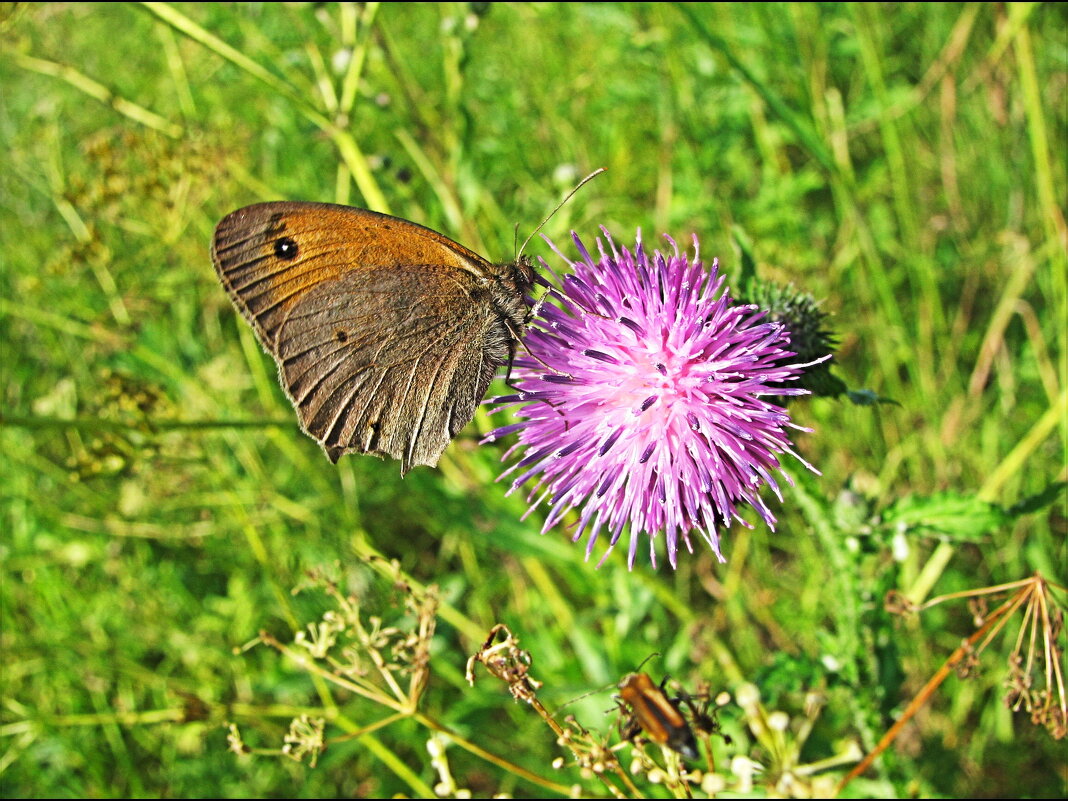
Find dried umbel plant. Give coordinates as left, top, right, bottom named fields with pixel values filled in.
left=467, top=624, right=643, bottom=798
left=228, top=560, right=439, bottom=767
left=842, top=572, right=1066, bottom=793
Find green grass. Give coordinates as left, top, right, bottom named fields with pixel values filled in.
left=2, top=2, right=1065, bottom=797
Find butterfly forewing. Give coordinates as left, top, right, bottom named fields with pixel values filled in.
left=212, top=203, right=491, bottom=345
left=210, top=202, right=520, bottom=473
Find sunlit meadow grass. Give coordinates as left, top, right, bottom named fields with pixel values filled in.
left=2, top=3, right=1065, bottom=797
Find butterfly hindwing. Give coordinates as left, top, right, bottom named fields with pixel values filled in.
left=275, top=265, right=508, bottom=471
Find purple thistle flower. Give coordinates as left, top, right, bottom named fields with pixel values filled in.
left=487, top=229, right=817, bottom=569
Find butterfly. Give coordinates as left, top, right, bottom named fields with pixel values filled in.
left=211, top=202, right=535, bottom=474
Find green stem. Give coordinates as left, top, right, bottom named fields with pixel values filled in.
left=0, top=415, right=292, bottom=432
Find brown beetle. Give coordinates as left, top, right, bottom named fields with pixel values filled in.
left=617, top=672, right=700, bottom=760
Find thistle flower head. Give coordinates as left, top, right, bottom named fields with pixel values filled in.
left=488, top=229, right=816, bottom=569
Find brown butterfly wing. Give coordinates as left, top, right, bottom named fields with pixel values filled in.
left=211, top=202, right=514, bottom=473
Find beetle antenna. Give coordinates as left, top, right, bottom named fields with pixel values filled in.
left=635, top=652, right=661, bottom=673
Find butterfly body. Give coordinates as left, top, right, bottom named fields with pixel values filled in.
left=211, top=202, right=535, bottom=473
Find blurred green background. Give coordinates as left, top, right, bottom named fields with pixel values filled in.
left=2, top=2, right=1065, bottom=797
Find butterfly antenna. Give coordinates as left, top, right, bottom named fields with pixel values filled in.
left=505, top=167, right=606, bottom=408
left=517, top=167, right=606, bottom=258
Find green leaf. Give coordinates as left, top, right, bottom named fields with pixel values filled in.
left=731, top=225, right=758, bottom=290
left=846, top=389, right=900, bottom=406
left=881, top=491, right=1010, bottom=541
left=1006, top=481, right=1066, bottom=517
